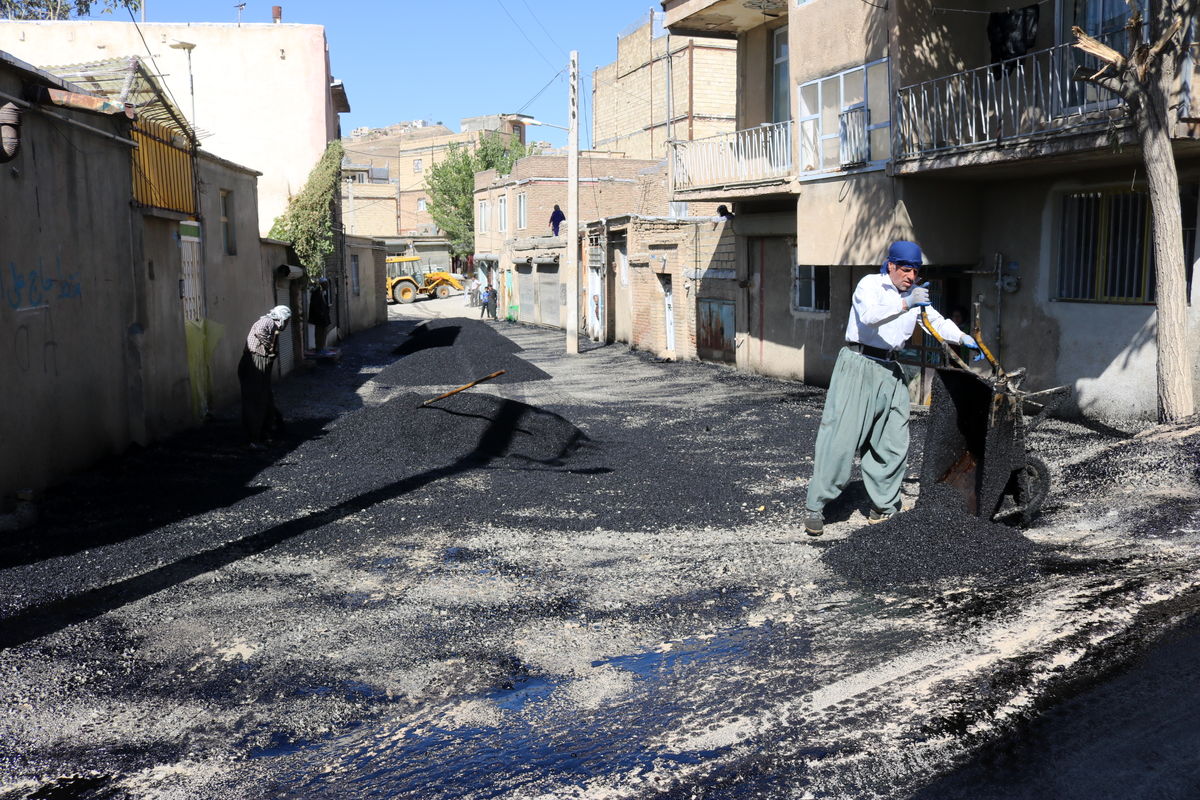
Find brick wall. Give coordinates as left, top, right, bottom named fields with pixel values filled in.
left=592, top=21, right=737, bottom=160
left=617, top=218, right=736, bottom=360
left=341, top=182, right=397, bottom=237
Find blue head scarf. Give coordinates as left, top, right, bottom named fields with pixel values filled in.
left=881, top=240, right=923, bottom=275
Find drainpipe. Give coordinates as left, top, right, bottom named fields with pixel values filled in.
left=0, top=102, right=20, bottom=162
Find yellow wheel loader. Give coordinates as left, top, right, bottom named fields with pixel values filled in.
left=385, top=256, right=465, bottom=304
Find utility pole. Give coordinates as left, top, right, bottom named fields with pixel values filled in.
left=566, top=50, right=580, bottom=355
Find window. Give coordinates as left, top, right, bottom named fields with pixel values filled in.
left=498, top=195, right=508, bottom=232
left=670, top=201, right=689, bottom=218
left=792, top=264, right=831, bottom=311
left=413, top=158, right=423, bottom=173
left=798, top=58, right=890, bottom=175
left=220, top=190, right=236, bottom=255
left=417, top=197, right=427, bottom=212
left=518, top=193, right=527, bottom=229
left=351, top=254, right=360, bottom=296
left=772, top=27, right=789, bottom=124
left=478, top=200, right=489, bottom=233
left=1057, top=186, right=1197, bottom=304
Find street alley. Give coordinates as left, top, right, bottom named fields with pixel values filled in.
left=1, top=298, right=1199, bottom=800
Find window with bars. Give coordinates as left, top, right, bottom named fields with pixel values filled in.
left=792, top=264, right=831, bottom=311
left=518, top=193, right=527, bottom=229
left=1057, top=186, right=1197, bottom=303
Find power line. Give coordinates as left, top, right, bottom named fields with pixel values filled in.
left=494, top=0, right=558, bottom=71
left=518, top=0, right=568, bottom=57
left=517, top=67, right=566, bottom=115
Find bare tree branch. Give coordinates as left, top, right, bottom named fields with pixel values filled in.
left=1073, top=26, right=1127, bottom=70
left=1072, top=65, right=1135, bottom=102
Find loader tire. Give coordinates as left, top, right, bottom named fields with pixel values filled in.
left=435, top=285, right=451, bottom=299
left=397, top=284, right=417, bottom=304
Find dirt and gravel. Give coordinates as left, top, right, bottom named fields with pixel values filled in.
left=1, top=295, right=1199, bottom=799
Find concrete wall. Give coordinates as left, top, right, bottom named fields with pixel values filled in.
left=1, top=65, right=140, bottom=496
left=194, top=153, right=276, bottom=412
left=0, top=20, right=344, bottom=236
left=344, top=236, right=387, bottom=334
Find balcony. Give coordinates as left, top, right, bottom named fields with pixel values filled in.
left=662, top=0, right=787, bottom=38
left=669, top=120, right=794, bottom=198
left=893, top=38, right=1130, bottom=172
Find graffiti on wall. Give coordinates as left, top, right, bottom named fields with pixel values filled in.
left=5, top=257, right=81, bottom=376
left=2, top=257, right=83, bottom=311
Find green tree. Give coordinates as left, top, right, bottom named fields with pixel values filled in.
left=269, top=140, right=344, bottom=278
left=426, top=132, right=536, bottom=256
left=0, top=0, right=139, bottom=18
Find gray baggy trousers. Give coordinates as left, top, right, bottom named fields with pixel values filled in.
left=805, top=347, right=910, bottom=515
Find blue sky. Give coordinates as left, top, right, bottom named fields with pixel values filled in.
left=88, top=0, right=669, bottom=148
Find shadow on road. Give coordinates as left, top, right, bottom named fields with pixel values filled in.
left=0, top=398, right=590, bottom=651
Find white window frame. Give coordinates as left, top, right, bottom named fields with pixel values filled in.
left=478, top=200, right=489, bottom=233
left=417, top=197, right=427, bottom=212
left=517, top=193, right=527, bottom=229
left=413, top=158, right=423, bottom=173
left=798, top=57, right=890, bottom=178
left=498, top=195, right=508, bottom=232
left=772, top=27, right=790, bottom=124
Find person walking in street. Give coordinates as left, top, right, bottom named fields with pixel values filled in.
left=479, top=284, right=491, bottom=319
left=466, top=275, right=479, bottom=307
left=487, top=282, right=499, bottom=320
left=802, top=241, right=980, bottom=536
left=238, top=305, right=291, bottom=450
left=550, top=204, right=566, bottom=236
left=308, top=277, right=331, bottom=352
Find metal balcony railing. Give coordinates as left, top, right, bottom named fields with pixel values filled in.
left=894, top=36, right=1126, bottom=160
left=839, top=107, right=870, bottom=166
left=669, top=120, right=793, bottom=191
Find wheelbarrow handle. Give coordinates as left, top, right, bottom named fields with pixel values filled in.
left=970, top=302, right=1007, bottom=378
left=919, top=308, right=974, bottom=372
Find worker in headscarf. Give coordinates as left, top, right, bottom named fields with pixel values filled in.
left=549, top=204, right=566, bottom=236
left=238, top=305, right=291, bottom=450
left=802, top=241, right=979, bottom=536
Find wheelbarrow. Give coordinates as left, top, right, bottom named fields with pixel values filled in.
left=917, top=305, right=1069, bottom=526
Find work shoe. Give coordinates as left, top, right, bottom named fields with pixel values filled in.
left=803, top=510, right=824, bottom=537
left=867, top=507, right=896, bottom=524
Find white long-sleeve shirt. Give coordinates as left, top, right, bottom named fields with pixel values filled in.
left=845, top=272, right=966, bottom=351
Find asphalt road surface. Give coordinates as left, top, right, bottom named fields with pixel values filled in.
left=2, top=295, right=1198, bottom=799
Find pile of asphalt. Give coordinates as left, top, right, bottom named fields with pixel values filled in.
left=821, top=484, right=1040, bottom=588
left=374, top=319, right=550, bottom=387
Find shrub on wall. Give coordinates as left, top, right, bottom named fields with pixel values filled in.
left=269, top=140, right=344, bottom=278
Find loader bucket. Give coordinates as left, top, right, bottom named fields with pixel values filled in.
left=919, top=368, right=1023, bottom=519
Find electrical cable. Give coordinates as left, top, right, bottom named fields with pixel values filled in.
left=495, top=0, right=559, bottom=71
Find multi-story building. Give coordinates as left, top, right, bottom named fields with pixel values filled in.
left=663, top=0, right=1200, bottom=419
left=591, top=11, right=737, bottom=160
left=473, top=153, right=667, bottom=327
left=0, top=11, right=351, bottom=236
left=340, top=115, right=527, bottom=239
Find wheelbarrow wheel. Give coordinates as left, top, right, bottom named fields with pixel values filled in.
left=1010, top=455, right=1050, bottom=526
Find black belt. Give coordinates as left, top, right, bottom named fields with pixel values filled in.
left=846, top=342, right=898, bottom=360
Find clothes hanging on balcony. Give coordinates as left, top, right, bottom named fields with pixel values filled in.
left=987, top=4, right=1040, bottom=79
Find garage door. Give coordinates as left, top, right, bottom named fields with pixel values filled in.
left=537, top=263, right=560, bottom=328
left=515, top=263, right=536, bottom=323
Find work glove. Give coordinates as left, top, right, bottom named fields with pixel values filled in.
left=960, top=334, right=985, bottom=362
left=906, top=282, right=931, bottom=308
